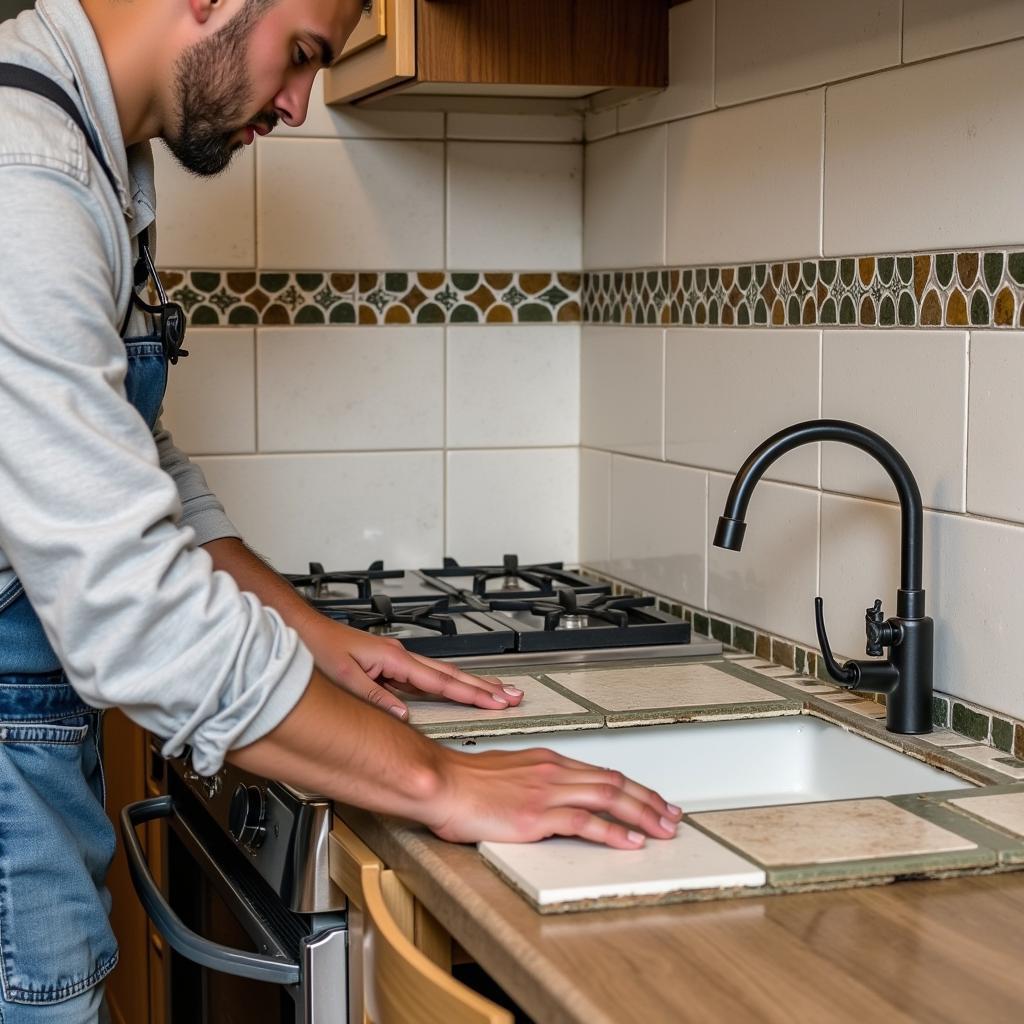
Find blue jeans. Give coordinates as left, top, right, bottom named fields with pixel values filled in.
left=0, top=331, right=168, bottom=1021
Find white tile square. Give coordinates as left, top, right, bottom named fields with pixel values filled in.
left=824, top=40, right=1024, bottom=254
left=665, top=329, right=819, bottom=486
left=967, top=331, right=1024, bottom=522
left=708, top=474, right=819, bottom=647
left=716, top=0, right=900, bottom=106
left=257, top=138, right=444, bottom=269
left=446, top=449, right=579, bottom=565
left=821, top=330, right=968, bottom=512
left=618, top=0, right=715, bottom=131
left=446, top=326, right=579, bottom=448
left=446, top=113, right=583, bottom=143
left=666, top=91, right=823, bottom=265
left=161, top=329, right=256, bottom=455
left=579, top=448, right=612, bottom=569
left=256, top=328, right=443, bottom=452
left=584, top=127, right=666, bottom=270
left=480, top=824, right=765, bottom=908
left=904, top=0, right=1024, bottom=63
left=195, top=452, right=443, bottom=572
left=153, top=142, right=255, bottom=267
left=581, top=327, right=663, bottom=459
left=609, top=456, right=706, bottom=605
left=447, top=143, right=582, bottom=270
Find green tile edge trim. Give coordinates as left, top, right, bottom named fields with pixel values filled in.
left=583, top=247, right=1024, bottom=330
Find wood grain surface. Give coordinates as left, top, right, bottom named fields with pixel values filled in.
left=337, top=806, right=1024, bottom=1024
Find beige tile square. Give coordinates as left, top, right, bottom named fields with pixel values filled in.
left=406, top=676, right=589, bottom=727
left=824, top=40, right=1024, bottom=254
left=584, top=128, right=666, bottom=270
left=904, top=0, right=1024, bottom=63
left=257, top=328, right=443, bottom=452
left=548, top=664, right=780, bottom=713
left=716, top=0, right=900, bottom=106
left=162, top=329, right=255, bottom=455
left=822, top=331, right=968, bottom=512
left=666, top=329, right=819, bottom=486
left=921, top=729, right=977, bottom=749
left=949, top=792, right=1024, bottom=837
left=693, top=799, right=978, bottom=867
left=447, top=142, right=582, bottom=270
left=581, top=327, right=663, bottom=459
left=666, top=91, right=823, bottom=265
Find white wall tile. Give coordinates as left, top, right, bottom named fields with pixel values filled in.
left=153, top=142, right=255, bottom=267
left=257, top=139, right=444, bottom=269
left=904, top=0, right=1024, bottom=63
left=821, top=330, right=968, bottom=511
left=580, top=327, right=663, bottom=459
left=609, top=456, right=706, bottom=605
left=579, top=447, right=612, bottom=569
left=278, top=80, right=444, bottom=138
left=967, top=331, right=1024, bottom=521
left=446, top=113, right=583, bottom=143
left=447, top=326, right=579, bottom=448
left=820, top=493, right=1024, bottom=720
left=617, top=0, right=715, bottom=131
left=824, top=39, right=1024, bottom=255
left=256, top=327, right=443, bottom=452
left=447, top=143, right=582, bottom=270
left=584, top=108, right=618, bottom=142
left=196, top=452, right=443, bottom=572
left=161, top=329, right=256, bottom=455
left=708, top=474, right=820, bottom=646
left=583, top=127, right=666, bottom=270
left=446, top=449, right=579, bottom=564
left=716, top=0, right=900, bottom=106
left=665, top=329, right=819, bottom=486
left=666, top=91, right=823, bottom=265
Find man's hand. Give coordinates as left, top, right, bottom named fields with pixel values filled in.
left=429, top=745, right=683, bottom=849
left=301, top=615, right=523, bottom=720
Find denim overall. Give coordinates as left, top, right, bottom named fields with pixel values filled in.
left=0, top=67, right=170, bottom=1022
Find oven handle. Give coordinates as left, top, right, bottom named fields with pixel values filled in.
left=120, top=795, right=301, bottom=986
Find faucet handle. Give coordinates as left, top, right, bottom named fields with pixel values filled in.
left=814, top=597, right=858, bottom=687
left=865, top=599, right=885, bottom=656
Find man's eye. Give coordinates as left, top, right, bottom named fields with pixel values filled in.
left=294, top=46, right=312, bottom=67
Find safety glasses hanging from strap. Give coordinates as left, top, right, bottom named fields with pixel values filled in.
left=0, top=63, right=188, bottom=363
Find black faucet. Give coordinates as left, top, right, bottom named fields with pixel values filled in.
left=713, top=419, right=932, bottom=735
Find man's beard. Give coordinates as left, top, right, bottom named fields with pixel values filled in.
left=166, top=4, right=273, bottom=176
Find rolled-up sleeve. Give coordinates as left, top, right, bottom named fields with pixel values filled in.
left=0, top=165, right=311, bottom=774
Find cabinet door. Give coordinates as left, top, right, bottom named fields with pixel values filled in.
left=324, top=0, right=416, bottom=105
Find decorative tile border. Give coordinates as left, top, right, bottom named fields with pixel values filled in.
left=583, top=248, right=1024, bottom=329
left=580, top=566, right=1024, bottom=760
left=157, top=270, right=582, bottom=327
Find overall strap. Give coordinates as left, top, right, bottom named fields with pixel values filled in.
left=0, top=63, right=119, bottom=196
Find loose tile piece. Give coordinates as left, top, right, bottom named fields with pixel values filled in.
left=406, top=676, right=589, bottom=727
left=949, top=792, right=1024, bottom=838
left=952, top=746, right=1024, bottom=780
left=548, top=663, right=782, bottom=713
left=480, top=823, right=766, bottom=909
left=921, top=729, right=977, bottom=748
left=692, top=799, right=978, bottom=867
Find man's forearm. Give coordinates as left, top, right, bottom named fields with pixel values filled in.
left=203, top=536, right=318, bottom=632
left=228, top=668, right=450, bottom=827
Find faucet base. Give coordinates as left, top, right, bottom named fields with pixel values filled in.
left=885, top=615, right=934, bottom=734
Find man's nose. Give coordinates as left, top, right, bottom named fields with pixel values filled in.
left=275, top=76, right=315, bottom=128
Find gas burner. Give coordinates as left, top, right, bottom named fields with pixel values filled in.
left=491, top=588, right=655, bottom=630
left=286, top=561, right=455, bottom=605
left=341, top=595, right=458, bottom=637
left=285, top=560, right=403, bottom=601
left=420, top=554, right=610, bottom=600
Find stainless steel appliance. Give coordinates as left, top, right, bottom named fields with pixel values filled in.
left=122, top=557, right=719, bottom=1022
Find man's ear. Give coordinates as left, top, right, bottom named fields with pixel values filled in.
left=188, top=0, right=221, bottom=27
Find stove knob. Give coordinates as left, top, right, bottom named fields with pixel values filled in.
left=228, top=784, right=267, bottom=850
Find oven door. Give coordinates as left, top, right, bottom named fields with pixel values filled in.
left=121, top=794, right=349, bottom=1024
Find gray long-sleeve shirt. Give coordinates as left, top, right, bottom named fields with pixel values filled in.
left=0, top=0, right=312, bottom=773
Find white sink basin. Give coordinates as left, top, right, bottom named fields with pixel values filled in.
left=443, top=715, right=974, bottom=812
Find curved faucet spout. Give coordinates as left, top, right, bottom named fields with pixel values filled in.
left=713, top=419, right=923, bottom=603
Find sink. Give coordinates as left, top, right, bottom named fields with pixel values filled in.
left=442, top=715, right=974, bottom=812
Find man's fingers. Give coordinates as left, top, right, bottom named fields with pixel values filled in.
left=388, top=657, right=519, bottom=710
left=405, top=652, right=524, bottom=705
left=542, top=808, right=650, bottom=850
left=547, top=784, right=678, bottom=840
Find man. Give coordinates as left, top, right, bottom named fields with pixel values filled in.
left=0, top=0, right=681, bottom=1019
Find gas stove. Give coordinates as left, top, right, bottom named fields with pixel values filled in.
left=169, top=555, right=720, bottom=921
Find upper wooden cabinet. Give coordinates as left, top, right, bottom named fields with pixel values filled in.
left=325, top=0, right=669, bottom=107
